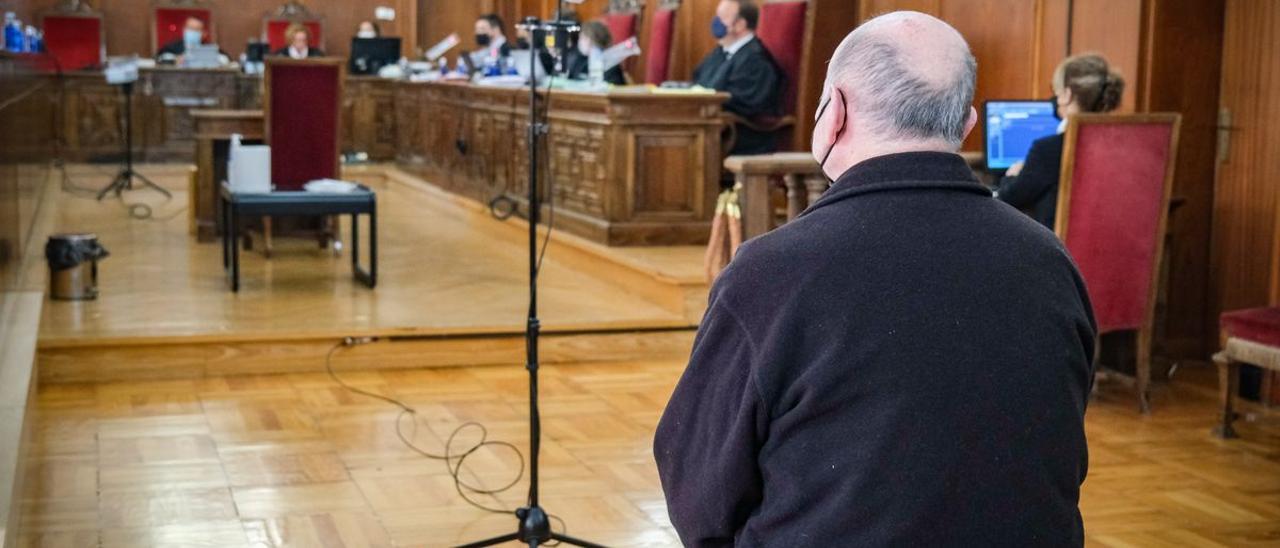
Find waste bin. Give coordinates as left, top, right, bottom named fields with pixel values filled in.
left=46, top=233, right=108, bottom=301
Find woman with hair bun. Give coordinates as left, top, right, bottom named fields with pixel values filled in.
left=996, top=53, right=1125, bottom=228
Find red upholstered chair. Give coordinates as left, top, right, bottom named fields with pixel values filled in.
left=261, top=57, right=344, bottom=253
left=1215, top=308, right=1280, bottom=438
left=644, top=0, right=681, bottom=84
left=1055, top=113, right=1182, bottom=413
left=726, top=0, right=813, bottom=151
left=263, top=1, right=324, bottom=52
left=152, top=0, right=213, bottom=55
left=39, top=1, right=104, bottom=72
left=602, top=0, right=643, bottom=42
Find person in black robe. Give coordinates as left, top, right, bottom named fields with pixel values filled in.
left=564, top=21, right=627, bottom=86
left=656, top=12, right=1096, bottom=547
left=468, top=13, right=511, bottom=71
left=692, top=0, right=783, bottom=156
left=155, top=16, right=228, bottom=64
left=272, top=23, right=325, bottom=58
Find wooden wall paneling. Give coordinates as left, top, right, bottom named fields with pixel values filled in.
left=793, top=0, right=860, bottom=150
left=858, top=0, right=939, bottom=20
left=1067, top=0, right=1142, bottom=112
left=1210, top=0, right=1280, bottom=318
left=938, top=0, right=1040, bottom=151
left=1139, top=0, right=1224, bottom=357
left=1033, top=0, right=1070, bottom=98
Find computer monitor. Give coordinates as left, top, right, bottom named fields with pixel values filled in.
left=984, top=100, right=1059, bottom=171
left=350, top=37, right=401, bottom=75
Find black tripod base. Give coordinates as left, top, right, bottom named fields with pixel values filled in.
left=455, top=506, right=607, bottom=548
left=97, top=168, right=172, bottom=201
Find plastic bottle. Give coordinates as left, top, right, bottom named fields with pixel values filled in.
left=587, top=47, right=604, bottom=86
left=3, top=13, right=22, bottom=52
left=24, top=25, right=37, bottom=53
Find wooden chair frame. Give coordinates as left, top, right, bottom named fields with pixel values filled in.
left=37, top=0, right=105, bottom=71
left=258, top=56, right=345, bottom=255
left=262, top=0, right=325, bottom=52
left=1055, top=113, right=1182, bottom=413
left=149, top=0, right=213, bottom=56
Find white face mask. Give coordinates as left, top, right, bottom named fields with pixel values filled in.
left=357, top=30, right=376, bottom=39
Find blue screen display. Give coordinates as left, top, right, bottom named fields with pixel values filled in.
left=985, top=101, right=1059, bottom=170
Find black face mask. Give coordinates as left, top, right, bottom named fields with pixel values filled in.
left=814, top=89, right=846, bottom=183
left=475, top=34, right=491, bottom=47
left=515, top=37, right=530, bottom=50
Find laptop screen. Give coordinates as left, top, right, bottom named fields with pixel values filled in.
left=984, top=100, right=1059, bottom=170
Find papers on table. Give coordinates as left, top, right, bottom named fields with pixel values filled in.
left=304, top=179, right=360, bottom=193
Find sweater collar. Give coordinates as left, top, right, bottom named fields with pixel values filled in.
left=804, top=151, right=989, bottom=214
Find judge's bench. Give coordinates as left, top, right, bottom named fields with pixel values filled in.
left=24, top=67, right=727, bottom=247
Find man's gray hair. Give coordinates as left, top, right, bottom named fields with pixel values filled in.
left=830, top=22, right=977, bottom=146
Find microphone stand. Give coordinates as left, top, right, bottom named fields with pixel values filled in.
left=455, top=10, right=604, bottom=548
left=97, top=80, right=171, bottom=200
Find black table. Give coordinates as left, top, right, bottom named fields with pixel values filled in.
left=221, top=184, right=377, bottom=292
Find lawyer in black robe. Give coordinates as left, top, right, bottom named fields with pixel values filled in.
left=655, top=151, right=1097, bottom=546
left=693, top=36, right=784, bottom=155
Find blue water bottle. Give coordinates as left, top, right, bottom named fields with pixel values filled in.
left=3, top=13, right=21, bottom=52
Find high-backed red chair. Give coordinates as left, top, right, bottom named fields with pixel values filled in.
left=1214, top=308, right=1280, bottom=438
left=39, top=1, right=104, bottom=72
left=728, top=0, right=813, bottom=151
left=644, top=0, right=681, bottom=84
left=1056, top=113, right=1182, bottom=413
left=603, top=0, right=643, bottom=43
left=263, top=0, right=323, bottom=52
left=261, top=57, right=343, bottom=253
left=152, top=0, right=213, bottom=55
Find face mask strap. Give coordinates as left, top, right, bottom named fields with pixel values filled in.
left=816, top=88, right=846, bottom=182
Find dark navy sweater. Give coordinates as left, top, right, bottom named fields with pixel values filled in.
left=655, top=151, right=1096, bottom=547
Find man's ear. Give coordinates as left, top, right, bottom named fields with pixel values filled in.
left=961, top=105, right=978, bottom=143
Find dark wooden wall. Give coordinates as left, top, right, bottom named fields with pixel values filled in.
left=24, top=0, right=420, bottom=59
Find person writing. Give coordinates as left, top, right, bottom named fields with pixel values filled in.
left=156, top=16, right=229, bottom=66
left=996, top=53, right=1125, bottom=228
left=655, top=11, right=1096, bottom=546
left=692, top=0, right=783, bottom=155
left=566, top=21, right=627, bottom=86
left=274, top=23, right=324, bottom=58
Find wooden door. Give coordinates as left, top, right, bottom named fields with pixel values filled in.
left=1210, top=0, right=1280, bottom=402
left=1210, top=0, right=1280, bottom=317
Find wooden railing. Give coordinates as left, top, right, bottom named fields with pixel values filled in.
left=726, top=151, right=987, bottom=241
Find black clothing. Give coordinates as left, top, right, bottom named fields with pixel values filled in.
left=655, top=151, right=1097, bottom=547
left=692, top=37, right=783, bottom=155
left=996, top=133, right=1064, bottom=229
left=564, top=50, right=627, bottom=86
left=273, top=47, right=325, bottom=58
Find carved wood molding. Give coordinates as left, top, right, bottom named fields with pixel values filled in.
left=48, top=0, right=99, bottom=16
left=658, top=0, right=682, bottom=10
left=270, top=0, right=320, bottom=20
left=607, top=0, right=644, bottom=15
left=151, top=0, right=206, bottom=7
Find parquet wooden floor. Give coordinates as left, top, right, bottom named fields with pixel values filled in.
left=16, top=357, right=1280, bottom=547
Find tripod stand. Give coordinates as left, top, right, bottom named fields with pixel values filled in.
left=97, top=81, right=171, bottom=201
left=456, top=19, right=605, bottom=548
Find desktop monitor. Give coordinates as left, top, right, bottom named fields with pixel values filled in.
left=350, top=37, right=401, bottom=75
left=984, top=100, right=1059, bottom=171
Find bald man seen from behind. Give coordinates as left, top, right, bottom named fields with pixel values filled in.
left=654, top=11, right=1097, bottom=547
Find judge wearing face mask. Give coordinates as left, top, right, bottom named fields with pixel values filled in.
left=274, top=23, right=324, bottom=59
left=469, top=13, right=511, bottom=69
left=565, top=21, right=627, bottom=86
left=692, top=0, right=783, bottom=156
left=156, top=16, right=228, bottom=65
